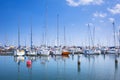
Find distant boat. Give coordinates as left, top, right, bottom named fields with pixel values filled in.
left=14, top=49, right=25, bottom=56
left=84, top=47, right=101, bottom=55
left=70, top=46, right=83, bottom=54
left=3, top=34, right=15, bottom=54
left=107, top=22, right=118, bottom=54
left=54, top=47, right=62, bottom=56
left=54, top=14, right=62, bottom=56
left=107, top=47, right=117, bottom=54
left=26, top=19, right=37, bottom=56
left=62, top=48, right=70, bottom=56
left=83, top=24, right=101, bottom=55
left=14, top=20, right=25, bottom=56
left=27, top=49, right=37, bottom=56
left=40, top=2, right=50, bottom=56
left=40, top=46, right=50, bottom=56
left=62, top=26, right=70, bottom=56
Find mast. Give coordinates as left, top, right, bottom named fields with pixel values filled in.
left=18, top=19, right=20, bottom=49
left=88, top=24, right=90, bottom=48
left=118, top=29, right=120, bottom=49
left=93, top=26, right=95, bottom=47
left=64, top=26, right=66, bottom=46
left=31, top=18, right=33, bottom=50
left=57, top=14, right=59, bottom=47
left=45, top=0, right=48, bottom=47
left=4, top=33, right=8, bottom=47
left=113, top=21, right=116, bottom=47
left=88, top=24, right=94, bottom=48
left=25, top=39, right=26, bottom=48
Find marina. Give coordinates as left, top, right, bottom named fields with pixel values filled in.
left=0, top=0, right=120, bottom=80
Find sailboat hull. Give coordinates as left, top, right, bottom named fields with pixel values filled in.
left=26, top=51, right=37, bottom=56
left=40, top=49, right=50, bottom=56
left=14, top=49, right=25, bottom=56
left=62, top=49, right=70, bottom=56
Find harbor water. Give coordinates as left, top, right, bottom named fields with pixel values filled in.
left=0, top=54, right=120, bottom=80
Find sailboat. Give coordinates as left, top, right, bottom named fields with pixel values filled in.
left=83, top=24, right=101, bottom=55
left=83, top=24, right=93, bottom=55
left=14, top=19, right=25, bottom=56
left=3, top=34, right=14, bottom=54
left=117, top=29, right=120, bottom=54
left=54, top=14, right=62, bottom=56
left=40, top=2, right=50, bottom=56
left=26, top=19, right=37, bottom=56
left=107, top=22, right=118, bottom=54
left=62, top=26, right=70, bottom=56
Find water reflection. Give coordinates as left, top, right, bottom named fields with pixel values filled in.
left=72, top=54, right=74, bottom=60
left=14, top=56, right=25, bottom=63
left=28, top=56, right=37, bottom=62
left=14, top=56, right=25, bottom=80
left=0, top=54, right=119, bottom=80
left=77, top=54, right=80, bottom=73
left=40, top=56, right=49, bottom=65
left=115, top=55, right=118, bottom=70
left=103, top=54, right=106, bottom=60
left=114, top=55, right=118, bottom=80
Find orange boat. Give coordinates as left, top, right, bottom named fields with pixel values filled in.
left=62, top=49, right=70, bottom=56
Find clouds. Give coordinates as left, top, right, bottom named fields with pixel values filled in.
left=66, top=0, right=81, bottom=7
left=66, top=0, right=104, bottom=7
left=92, top=12, right=107, bottom=23
left=108, top=4, right=120, bottom=14
left=109, top=18, right=115, bottom=22
left=93, top=12, right=107, bottom=18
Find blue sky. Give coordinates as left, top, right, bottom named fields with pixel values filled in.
left=0, top=0, right=120, bottom=47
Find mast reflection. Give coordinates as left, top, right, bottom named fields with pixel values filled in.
left=14, top=56, right=25, bottom=80
left=77, top=54, right=80, bottom=73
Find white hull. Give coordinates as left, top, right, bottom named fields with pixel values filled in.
left=26, top=51, right=37, bottom=56
left=54, top=48, right=62, bottom=56
left=54, top=50, right=62, bottom=55
left=94, top=50, right=101, bottom=54
left=84, top=49, right=101, bottom=55
left=14, top=49, right=25, bottom=56
left=107, top=50, right=117, bottom=54
left=74, top=48, right=83, bottom=54
left=40, top=49, right=50, bottom=56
